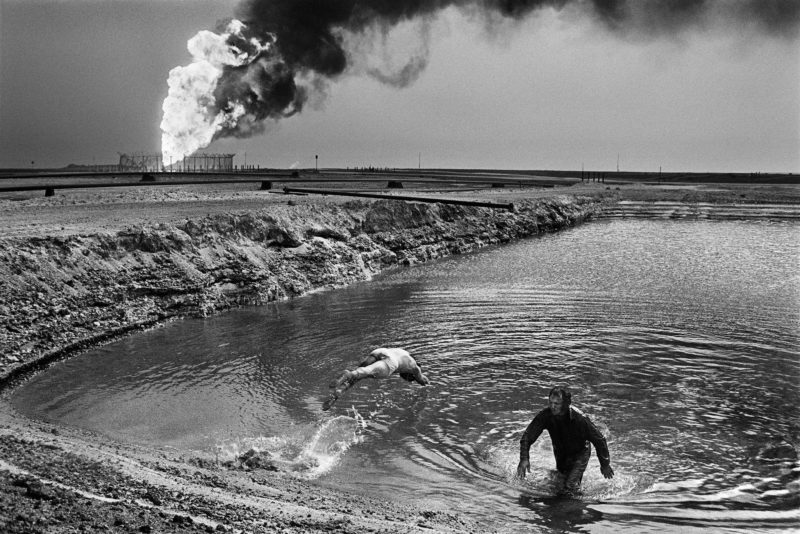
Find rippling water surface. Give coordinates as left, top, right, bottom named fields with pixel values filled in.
left=12, top=219, right=800, bottom=532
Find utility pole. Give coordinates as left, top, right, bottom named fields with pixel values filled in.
left=418, top=152, right=421, bottom=170
left=617, top=153, right=619, bottom=173
left=315, top=154, right=318, bottom=172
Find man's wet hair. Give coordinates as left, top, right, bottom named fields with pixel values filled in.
left=549, top=386, right=572, bottom=407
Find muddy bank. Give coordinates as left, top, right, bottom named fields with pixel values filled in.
left=0, top=195, right=597, bottom=380
left=0, top=428, right=478, bottom=534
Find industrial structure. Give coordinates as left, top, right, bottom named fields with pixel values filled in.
left=118, top=152, right=235, bottom=172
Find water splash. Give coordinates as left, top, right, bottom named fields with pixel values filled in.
left=213, top=434, right=295, bottom=470
left=477, top=435, right=642, bottom=501
left=214, top=407, right=366, bottom=479
left=294, top=409, right=367, bottom=478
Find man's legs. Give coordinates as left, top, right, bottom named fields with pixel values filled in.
left=324, top=360, right=393, bottom=410
left=560, top=447, right=591, bottom=497
left=330, top=360, right=392, bottom=388
left=350, top=360, right=394, bottom=380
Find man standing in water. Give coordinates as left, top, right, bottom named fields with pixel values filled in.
left=323, top=347, right=429, bottom=411
left=517, top=386, right=614, bottom=496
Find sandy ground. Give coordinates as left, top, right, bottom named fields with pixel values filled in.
left=1, top=177, right=798, bottom=239
left=1, top=177, right=798, bottom=533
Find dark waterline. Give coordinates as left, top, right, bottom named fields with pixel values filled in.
left=12, top=219, right=800, bottom=532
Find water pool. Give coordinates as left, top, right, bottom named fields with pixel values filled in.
left=12, top=219, right=800, bottom=532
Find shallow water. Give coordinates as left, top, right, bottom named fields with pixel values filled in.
left=12, top=219, right=800, bottom=532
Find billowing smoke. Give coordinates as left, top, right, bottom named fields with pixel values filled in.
left=160, top=19, right=303, bottom=164
left=160, top=0, right=799, bottom=163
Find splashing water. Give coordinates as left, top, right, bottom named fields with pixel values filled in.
left=295, top=410, right=367, bottom=478
left=160, top=19, right=274, bottom=165
left=214, top=408, right=366, bottom=479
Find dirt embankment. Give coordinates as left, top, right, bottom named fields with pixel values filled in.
left=0, top=192, right=599, bottom=534
left=0, top=195, right=597, bottom=380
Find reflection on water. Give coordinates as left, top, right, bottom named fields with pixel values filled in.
left=12, top=219, right=800, bottom=532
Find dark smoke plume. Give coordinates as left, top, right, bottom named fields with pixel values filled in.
left=234, top=0, right=798, bottom=79
left=161, top=0, right=799, bottom=159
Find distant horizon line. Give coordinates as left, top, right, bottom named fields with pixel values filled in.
left=0, top=166, right=796, bottom=177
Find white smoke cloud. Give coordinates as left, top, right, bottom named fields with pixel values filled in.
left=160, top=20, right=270, bottom=165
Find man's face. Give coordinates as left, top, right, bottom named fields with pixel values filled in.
left=549, top=394, right=565, bottom=416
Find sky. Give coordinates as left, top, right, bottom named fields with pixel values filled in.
left=1, top=0, right=798, bottom=173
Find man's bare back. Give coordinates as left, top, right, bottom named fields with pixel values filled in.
left=323, top=348, right=429, bottom=411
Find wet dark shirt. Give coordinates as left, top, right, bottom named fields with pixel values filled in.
left=519, top=406, right=611, bottom=472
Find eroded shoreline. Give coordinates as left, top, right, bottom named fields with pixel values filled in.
left=0, top=192, right=599, bottom=381
left=1, top=181, right=798, bottom=533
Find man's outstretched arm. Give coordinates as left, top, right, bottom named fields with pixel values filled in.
left=517, top=416, right=544, bottom=479
left=586, top=420, right=614, bottom=479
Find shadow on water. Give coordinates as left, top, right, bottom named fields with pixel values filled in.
left=517, top=493, right=605, bottom=532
